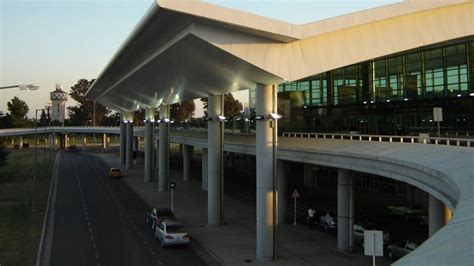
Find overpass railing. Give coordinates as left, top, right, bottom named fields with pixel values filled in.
left=281, top=132, right=473, bottom=148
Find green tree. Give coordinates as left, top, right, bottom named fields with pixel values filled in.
left=170, top=100, right=195, bottom=122
left=68, top=78, right=109, bottom=125
left=200, top=93, right=243, bottom=118
left=38, top=109, right=49, bottom=127
left=7, top=96, right=29, bottom=128
left=67, top=105, right=89, bottom=126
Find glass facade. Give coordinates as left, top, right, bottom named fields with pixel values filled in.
left=277, top=38, right=474, bottom=135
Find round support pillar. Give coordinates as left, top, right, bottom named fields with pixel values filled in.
left=337, top=169, right=354, bottom=252
left=120, top=121, right=126, bottom=165
left=182, top=145, right=192, bottom=181
left=256, top=84, right=277, bottom=261
left=126, top=121, right=134, bottom=169
left=144, top=121, right=154, bottom=182
left=158, top=104, right=170, bottom=192
left=102, top=133, right=107, bottom=150
left=202, top=148, right=208, bottom=191
left=207, top=94, right=224, bottom=225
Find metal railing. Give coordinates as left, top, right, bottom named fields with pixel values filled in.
left=281, top=132, right=474, bottom=148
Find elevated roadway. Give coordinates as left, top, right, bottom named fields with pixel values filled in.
left=1, top=127, right=473, bottom=264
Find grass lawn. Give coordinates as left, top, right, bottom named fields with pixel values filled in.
left=0, top=148, right=56, bottom=266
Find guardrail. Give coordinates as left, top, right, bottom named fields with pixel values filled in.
left=282, top=132, right=473, bottom=148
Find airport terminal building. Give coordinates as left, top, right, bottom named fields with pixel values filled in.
left=84, top=0, right=474, bottom=265
left=253, top=38, right=474, bottom=135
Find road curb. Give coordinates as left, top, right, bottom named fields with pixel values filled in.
left=35, top=151, right=61, bottom=266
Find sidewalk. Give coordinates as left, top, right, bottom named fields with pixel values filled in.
left=98, top=153, right=389, bottom=266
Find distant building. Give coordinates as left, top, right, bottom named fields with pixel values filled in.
left=50, top=84, right=68, bottom=124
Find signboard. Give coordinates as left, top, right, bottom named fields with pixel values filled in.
left=291, top=189, right=300, bottom=198
left=169, top=181, right=176, bottom=189
left=364, top=230, right=384, bottom=257
left=433, top=107, right=443, bottom=122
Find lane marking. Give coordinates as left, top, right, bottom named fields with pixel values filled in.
left=72, top=158, right=101, bottom=265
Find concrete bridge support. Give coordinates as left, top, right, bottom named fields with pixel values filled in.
left=207, top=94, right=224, bottom=225
left=158, top=104, right=170, bottom=192
left=144, top=107, right=155, bottom=182
left=120, top=120, right=126, bottom=166
left=102, top=133, right=107, bottom=151
left=429, top=195, right=451, bottom=236
left=125, top=114, right=134, bottom=169
left=18, top=136, right=23, bottom=149
left=202, top=148, right=208, bottom=191
left=256, top=84, right=277, bottom=261
left=337, top=169, right=354, bottom=252
left=182, top=145, right=193, bottom=181
left=82, top=134, right=87, bottom=151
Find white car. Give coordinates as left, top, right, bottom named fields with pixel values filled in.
left=387, top=240, right=421, bottom=259
left=319, top=212, right=337, bottom=231
left=353, top=223, right=391, bottom=247
left=154, top=221, right=190, bottom=247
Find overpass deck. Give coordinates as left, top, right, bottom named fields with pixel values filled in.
left=1, top=128, right=473, bottom=264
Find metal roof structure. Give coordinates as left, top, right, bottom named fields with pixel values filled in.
left=86, top=0, right=473, bottom=112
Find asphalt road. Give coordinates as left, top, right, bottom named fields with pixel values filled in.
left=51, top=151, right=207, bottom=266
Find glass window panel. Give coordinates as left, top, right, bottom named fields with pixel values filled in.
left=278, top=84, right=285, bottom=92
left=424, top=48, right=443, bottom=59
left=445, top=44, right=465, bottom=56
left=405, top=52, right=421, bottom=63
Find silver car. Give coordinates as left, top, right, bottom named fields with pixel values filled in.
left=353, top=223, right=390, bottom=247
left=386, top=240, right=421, bottom=259
left=154, top=221, right=190, bottom=247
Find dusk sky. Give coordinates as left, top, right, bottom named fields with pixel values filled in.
left=0, top=0, right=401, bottom=118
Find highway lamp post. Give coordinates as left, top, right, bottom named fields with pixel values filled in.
left=32, top=108, right=45, bottom=212
left=0, top=84, right=39, bottom=114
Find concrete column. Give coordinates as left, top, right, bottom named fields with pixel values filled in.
left=207, top=94, right=224, bottom=225
left=126, top=121, right=134, bottom=169
left=158, top=104, right=170, bottom=192
left=82, top=134, right=87, bottom=151
left=64, top=134, right=69, bottom=148
left=429, top=195, right=451, bottom=236
left=337, top=169, right=354, bottom=252
left=19, top=136, right=23, bottom=149
left=120, top=121, right=126, bottom=165
left=49, top=134, right=54, bottom=150
left=182, top=145, right=192, bottom=181
left=134, top=137, right=139, bottom=152
left=202, top=148, right=208, bottom=191
left=277, top=160, right=288, bottom=224
left=256, top=84, right=277, bottom=261
left=102, top=133, right=107, bottom=150
left=144, top=118, right=154, bottom=182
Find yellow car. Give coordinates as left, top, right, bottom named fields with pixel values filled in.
left=109, top=168, right=123, bottom=178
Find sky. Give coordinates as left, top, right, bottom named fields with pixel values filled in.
left=0, top=0, right=401, bottom=118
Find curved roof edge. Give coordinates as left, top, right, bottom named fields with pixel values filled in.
left=157, top=0, right=301, bottom=42
left=299, top=0, right=471, bottom=38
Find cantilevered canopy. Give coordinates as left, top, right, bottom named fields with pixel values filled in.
left=86, top=0, right=298, bottom=112
left=87, top=0, right=473, bottom=112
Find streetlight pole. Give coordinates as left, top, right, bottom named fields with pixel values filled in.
left=32, top=108, right=45, bottom=212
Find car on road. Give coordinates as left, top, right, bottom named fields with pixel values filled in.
left=108, top=168, right=123, bottom=178
left=67, top=145, right=78, bottom=151
left=387, top=205, right=426, bottom=217
left=353, top=223, right=391, bottom=247
left=146, top=208, right=177, bottom=230
left=319, top=211, right=337, bottom=231
left=154, top=221, right=190, bottom=247
left=386, top=240, right=421, bottom=259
